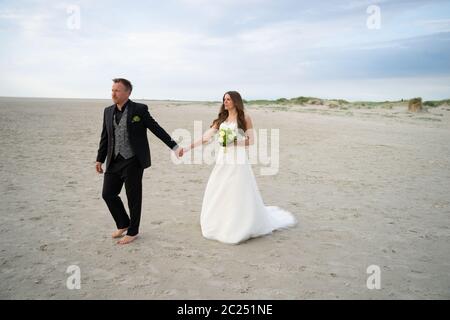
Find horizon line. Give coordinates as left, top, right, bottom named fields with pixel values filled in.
left=1, top=95, right=448, bottom=103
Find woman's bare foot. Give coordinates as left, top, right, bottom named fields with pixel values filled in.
left=112, top=228, right=128, bottom=238
left=117, top=235, right=137, bottom=245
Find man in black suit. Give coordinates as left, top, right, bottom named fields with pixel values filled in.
left=96, top=78, right=183, bottom=244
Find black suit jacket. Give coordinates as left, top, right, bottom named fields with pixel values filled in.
left=96, top=99, right=178, bottom=170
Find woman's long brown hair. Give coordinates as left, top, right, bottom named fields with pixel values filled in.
left=211, top=91, right=247, bottom=132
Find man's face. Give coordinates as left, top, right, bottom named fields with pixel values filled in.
left=111, top=82, right=130, bottom=105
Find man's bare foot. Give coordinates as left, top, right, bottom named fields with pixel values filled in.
left=117, top=235, right=137, bottom=245
left=112, top=228, right=128, bottom=238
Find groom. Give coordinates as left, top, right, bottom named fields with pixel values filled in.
left=96, top=78, right=183, bottom=244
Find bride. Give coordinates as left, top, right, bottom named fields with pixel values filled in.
left=182, top=91, right=296, bottom=244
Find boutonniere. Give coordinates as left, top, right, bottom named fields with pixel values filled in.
left=132, top=115, right=141, bottom=123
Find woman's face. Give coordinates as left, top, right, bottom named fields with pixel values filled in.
left=223, top=94, right=234, bottom=110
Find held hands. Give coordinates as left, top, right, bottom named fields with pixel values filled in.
left=176, top=146, right=191, bottom=158
left=174, top=147, right=184, bottom=158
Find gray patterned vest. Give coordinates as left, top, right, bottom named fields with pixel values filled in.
left=113, top=106, right=135, bottom=159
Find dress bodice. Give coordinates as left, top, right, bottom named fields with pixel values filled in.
left=219, top=121, right=237, bottom=129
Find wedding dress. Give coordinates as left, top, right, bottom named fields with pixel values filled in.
left=200, top=121, right=297, bottom=244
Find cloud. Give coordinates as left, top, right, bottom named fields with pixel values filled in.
left=416, top=19, right=450, bottom=32
left=0, top=0, right=449, bottom=100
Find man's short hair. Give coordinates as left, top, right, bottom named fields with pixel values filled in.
left=112, top=78, right=133, bottom=92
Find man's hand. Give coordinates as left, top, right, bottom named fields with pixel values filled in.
left=95, top=161, right=104, bottom=174
left=173, top=147, right=184, bottom=158
left=177, top=147, right=184, bottom=158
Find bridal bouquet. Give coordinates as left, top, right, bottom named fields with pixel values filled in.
left=218, top=128, right=237, bottom=153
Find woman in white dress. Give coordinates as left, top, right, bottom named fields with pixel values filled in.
left=182, top=91, right=296, bottom=244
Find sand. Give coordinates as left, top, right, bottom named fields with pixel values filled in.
left=0, top=96, right=449, bottom=299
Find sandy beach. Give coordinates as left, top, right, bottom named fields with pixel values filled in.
left=0, top=96, right=449, bottom=299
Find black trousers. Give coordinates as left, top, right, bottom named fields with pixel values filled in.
left=102, top=154, right=144, bottom=236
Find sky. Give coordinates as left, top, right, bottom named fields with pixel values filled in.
left=0, top=0, right=449, bottom=101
